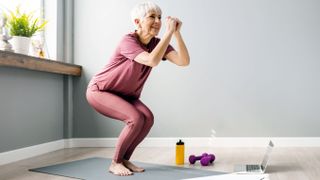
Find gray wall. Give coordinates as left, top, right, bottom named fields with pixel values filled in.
left=0, top=0, right=72, bottom=153
left=74, top=0, right=320, bottom=138
left=0, top=67, right=64, bottom=153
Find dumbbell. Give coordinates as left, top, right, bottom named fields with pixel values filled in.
left=189, top=153, right=215, bottom=166
left=200, top=154, right=215, bottom=166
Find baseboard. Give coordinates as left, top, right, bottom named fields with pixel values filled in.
left=209, top=137, right=320, bottom=147
left=69, top=137, right=320, bottom=148
left=0, top=139, right=65, bottom=166
left=65, top=138, right=117, bottom=148
left=67, top=137, right=219, bottom=148
left=2, top=137, right=320, bottom=165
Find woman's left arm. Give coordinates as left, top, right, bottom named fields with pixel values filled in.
left=165, top=20, right=190, bottom=66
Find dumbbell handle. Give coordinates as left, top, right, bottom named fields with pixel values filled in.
left=189, top=154, right=206, bottom=164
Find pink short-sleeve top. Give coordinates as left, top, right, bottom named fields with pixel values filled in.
left=88, top=32, right=174, bottom=99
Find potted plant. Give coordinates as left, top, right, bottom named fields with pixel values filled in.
left=6, top=7, right=47, bottom=55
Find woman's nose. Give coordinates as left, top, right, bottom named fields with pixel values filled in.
left=155, top=17, right=161, bottom=23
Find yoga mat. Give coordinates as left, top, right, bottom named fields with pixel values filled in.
left=30, top=157, right=225, bottom=180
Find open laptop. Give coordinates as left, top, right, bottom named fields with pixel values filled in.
left=234, top=140, right=274, bottom=174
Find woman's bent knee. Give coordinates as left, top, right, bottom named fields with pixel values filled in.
left=126, top=112, right=144, bottom=128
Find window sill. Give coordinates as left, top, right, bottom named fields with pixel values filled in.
left=0, top=50, right=81, bottom=76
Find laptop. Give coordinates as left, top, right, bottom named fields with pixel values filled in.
left=234, top=140, right=274, bottom=174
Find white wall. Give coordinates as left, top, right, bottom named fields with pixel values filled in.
left=73, top=0, right=320, bottom=137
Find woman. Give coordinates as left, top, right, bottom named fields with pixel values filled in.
left=86, top=1, right=189, bottom=176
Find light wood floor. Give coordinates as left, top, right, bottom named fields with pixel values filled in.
left=0, top=147, right=320, bottom=180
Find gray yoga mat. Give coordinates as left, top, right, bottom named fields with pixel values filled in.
left=30, top=157, right=225, bottom=180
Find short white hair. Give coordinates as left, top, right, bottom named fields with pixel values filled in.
left=131, top=1, right=162, bottom=23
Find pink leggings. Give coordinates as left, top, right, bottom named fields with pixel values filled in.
left=86, top=85, right=154, bottom=163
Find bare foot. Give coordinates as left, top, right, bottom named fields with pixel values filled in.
left=123, top=160, right=145, bottom=172
left=109, top=161, right=133, bottom=176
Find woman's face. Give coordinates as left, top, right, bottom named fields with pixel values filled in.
left=139, top=10, right=162, bottom=36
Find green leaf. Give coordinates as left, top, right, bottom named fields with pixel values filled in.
left=5, top=6, right=48, bottom=37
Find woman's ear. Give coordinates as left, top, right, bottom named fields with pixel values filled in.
left=134, top=18, right=142, bottom=29
left=134, top=18, right=140, bottom=26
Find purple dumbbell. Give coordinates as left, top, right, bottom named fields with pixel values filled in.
left=189, top=153, right=208, bottom=164
left=189, top=153, right=216, bottom=166
left=208, top=154, right=215, bottom=163
left=200, top=154, right=215, bottom=166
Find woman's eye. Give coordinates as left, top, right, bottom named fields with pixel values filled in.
left=148, top=15, right=161, bottom=20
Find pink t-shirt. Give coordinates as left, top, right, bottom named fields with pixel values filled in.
left=89, top=32, right=174, bottom=99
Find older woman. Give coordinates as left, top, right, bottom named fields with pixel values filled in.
left=86, top=1, right=189, bottom=176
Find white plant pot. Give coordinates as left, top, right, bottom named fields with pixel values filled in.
left=10, top=36, right=31, bottom=55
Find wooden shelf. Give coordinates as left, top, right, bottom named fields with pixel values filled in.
left=0, top=50, right=82, bottom=76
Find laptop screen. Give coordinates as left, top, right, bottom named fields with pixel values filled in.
left=260, top=141, right=274, bottom=171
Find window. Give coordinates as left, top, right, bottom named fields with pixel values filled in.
left=0, top=0, right=58, bottom=60
left=0, top=0, right=41, bottom=14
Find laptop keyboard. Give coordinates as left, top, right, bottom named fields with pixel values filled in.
left=246, top=165, right=261, bottom=171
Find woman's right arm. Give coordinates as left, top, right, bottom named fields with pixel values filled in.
left=134, top=17, right=176, bottom=67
